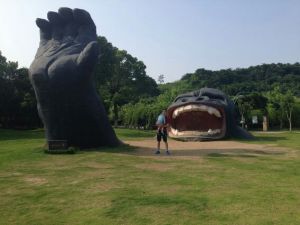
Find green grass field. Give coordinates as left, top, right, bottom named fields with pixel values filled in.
left=0, top=128, right=299, bottom=225
left=248, top=131, right=300, bottom=149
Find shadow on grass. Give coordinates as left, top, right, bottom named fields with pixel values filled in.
left=43, top=147, right=284, bottom=158
left=0, top=129, right=44, bottom=141
left=97, top=145, right=285, bottom=158
left=44, top=137, right=286, bottom=157
left=249, top=136, right=287, bottom=142
left=52, top=143, right=137, bottom=155
left=207, top=152, right=257, bottom=158
left=232, top=135, right=287, bottom=143
left=31, top=144, right=286, bottom=160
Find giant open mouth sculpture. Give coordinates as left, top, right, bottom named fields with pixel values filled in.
left=167, top=88, right=252, bottom=141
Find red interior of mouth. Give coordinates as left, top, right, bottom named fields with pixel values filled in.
left=173, top=111, right=223, bottom=132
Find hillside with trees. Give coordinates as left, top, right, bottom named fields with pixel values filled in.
left=180, top=63, right=300, bottom=96
left=1, top=37, right=300, bottom=131
left=120, top=64, right=300, bottom=130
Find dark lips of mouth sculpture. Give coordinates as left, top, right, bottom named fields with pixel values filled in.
left=166, top=87, right=253, bottom=140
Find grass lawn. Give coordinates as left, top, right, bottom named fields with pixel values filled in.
left=0, top=128, right=300, bottom=225
left=247, top=131, right=300, bottom=149
left=114, top=128, right=155, bottom=140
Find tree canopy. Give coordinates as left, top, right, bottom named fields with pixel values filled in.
left=181, top=63, right=300, bottom=96
left=0, top=51, right=40, bottom=128
left=94, top=36, right=159, bottom=124
left=1, top=38, right=300, bottom=130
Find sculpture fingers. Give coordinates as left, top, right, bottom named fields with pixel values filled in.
left=73, top=8, right=97, bottom=43
left=47, top=11, right=63, bottom=40
left=77, top=41, right=99, bottom=71
left=73, top=8, right=95, bottom=26
left=58, top=7, right=78, bottom=39
left=58, top=7, right=73, bottom=22
left=36, top=18, right=51, bottom=42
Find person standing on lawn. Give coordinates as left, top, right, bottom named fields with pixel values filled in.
left=155, top=110, right=170, bottom=155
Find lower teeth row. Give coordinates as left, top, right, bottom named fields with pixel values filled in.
left=171, top=128, right=221, bottom=136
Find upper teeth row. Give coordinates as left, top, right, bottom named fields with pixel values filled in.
left=172, top=104, right=221, bottom=119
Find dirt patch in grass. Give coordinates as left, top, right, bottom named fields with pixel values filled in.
left=78, top=161, right=113, bottom=170
left=23, top=176, right=48, bottom=185
left=88, top=182, right=116, bottom=193
left=135, top=163, right=174, bottom=172
left=124, top=139, right=287, bottom=158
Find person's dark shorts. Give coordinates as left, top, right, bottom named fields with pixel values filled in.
left=157, top=128, right=167, bottom=142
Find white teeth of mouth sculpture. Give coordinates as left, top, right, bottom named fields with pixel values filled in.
left=172, top=104, right=221, bottom=119
left=171, top=128, right=221, bottom=136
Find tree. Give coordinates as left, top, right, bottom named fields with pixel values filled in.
left=282, top=90, right=295, bottom=131
left=266, top=87, right=285, bottom=129
left=247, top=93, right=268, bottom=112
left=158, top=74, right=165, bottom=84
left=120, top=97, right=164, bottom=129
left=0, top=51, right=40, bottom=128
left=235, top=97, right=253, bottom=128
left=180, top=63, right=300, bottom=97
left=267, top=86, right=296, bottom=131
left=94, top=36, right=159, bottom=125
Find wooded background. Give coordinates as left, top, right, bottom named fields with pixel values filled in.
left=1, top=36, right=299, bottom=130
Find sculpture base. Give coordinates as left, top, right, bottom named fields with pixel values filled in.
left=48, top=140, right=68, bottom=150
left=45, top=140, right=78, bottom=154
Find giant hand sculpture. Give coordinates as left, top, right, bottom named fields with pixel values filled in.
left=29, top=7, right=119, bottom=148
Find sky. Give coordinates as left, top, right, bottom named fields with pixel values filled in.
left=0, top=0, right=299, bottom=82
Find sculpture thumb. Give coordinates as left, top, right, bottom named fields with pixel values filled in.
left=77, top=41, right=99, bottom=71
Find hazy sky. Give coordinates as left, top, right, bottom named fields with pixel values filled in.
left=0, top=0, right=299, bottom=82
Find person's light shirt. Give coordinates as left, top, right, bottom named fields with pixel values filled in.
left=156, top=114, right=166, bottom=125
